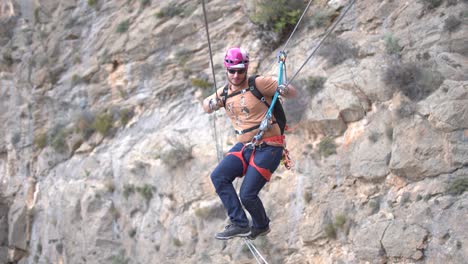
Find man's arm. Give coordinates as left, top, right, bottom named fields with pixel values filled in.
left=202, top=88, right=223, bottom=113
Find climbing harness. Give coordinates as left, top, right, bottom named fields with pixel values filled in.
left=200, top=0, right=357, bottom=262
left=220, top=75, right=287, bottom=135
left=250, top=51, right=287, bottom=146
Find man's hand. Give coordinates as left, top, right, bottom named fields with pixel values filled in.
left=208, top=98, right=221, bottom=111
left=277, top=84, right=289, bottom=96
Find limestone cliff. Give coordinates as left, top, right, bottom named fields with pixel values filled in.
left=0, top=0, right=467, bottom=263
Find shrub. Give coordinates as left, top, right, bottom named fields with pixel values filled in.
left=173, top=238, right=183, bottom=247
left=71, top=74, right=84, bottom=86
left=383, top=62, right=444, bottom=102
left=305, top=76, right=326, bottom=95
left=51, top=128, right=68, bottom=153
left=76, top=111, right=95, bottom=139
left=160, top=138, right=194, bottom=168
left=446, top=178, right=468, bottom=195
left=335, top=214, right=346, bottom=228
left=324, top=223, right=336, bottom=239
left=248, top=0, right=304, bottom=40
left=128, top=228, right=137, bottom=238
left=140, top=0, right=150, bottom=8
left=444, top=15, right=461, bottom=32
left=92, top=111, right=113, bottom=136
left=309, top=8, right=333, bottom=29
left=318, top=36, right=358, bottom=66
left=384, top=33, right=402, bottom=56
left=123, top=184, right=135, bottom=199
left=116, top=20, right=130, bottom=33
left=385, top=126, right=393, bottom=140
left=368, top=131, right=380, bottom=143
left=87, top=0, right=97, bottom=6
left=119, top=108, right=134, bottom=126
left=191, top=78, right=211, bottom=89
left=318, top=137, right=336, bottom=158
left=136, top=184, right=153, bottom=202
left=421, top=0, right=443, bottom=9
left=111, top=253, right=129, bottom=264
left=154, top=6, right=184, bottom=18
left=34, top=132, right=47, bottom=149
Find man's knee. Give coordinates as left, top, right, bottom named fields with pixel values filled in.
left=239, top=190, right=256, bottom=205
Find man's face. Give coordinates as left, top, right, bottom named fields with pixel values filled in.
left=227, top=68, right=246, bottom=86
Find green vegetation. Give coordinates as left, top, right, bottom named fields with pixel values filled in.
left=306, top=76, right=326, bottom=95
left=383, top=62, right=444, bottom=102
left=160, top=138, right=194, bottom=168
left=87, top=0, right=97, bottom=6
left=92, top=111, right=113, bottom=136
left=136, top=184, right=153, bottom=202
left=318, top=137, right=337, bottom=158
left=154, top=6, right=184, bottom=18
left=248, top=0, right=304, bottom=40
left=76, top=111, right=95, bottom=139
left=140, top=0, right=150, bottom=8
left=385, top=126, right=393, bottom=140
left=34, top=132, right=47, bottom=149
left=119, top=108, right=134, bottom=126
left=194, top=207, right=210, bottom=218
left=123, top=183, right=153, bottom=202
left=123, top=184, right=135, bottom=199
left=116, top=20, right=130, bottom=33
left=318, top=36, right=358, bottom=66
left=191, top=78, right=211, bottom=89
left=444, top=15, right=461, bottom=32
left=71, top=74, right=84, bottom=86
left=335, top=214, right=346, bottom=228
left=421, top=0, right=443, bottom=9
left=446, top=178, right=468, bottom=196
left=111, top=252, right=129, bottom=264
left=173, top=238, right=183, bottom=247
left=324, top=223, right=336, bottom=239
left=128, top=228, right=137, bottom=238
left=51, top=128, right=68, bottom=153
left=324, top=213, right=349, bottom=239
left=310, top=8, right=333, bottom=29
left=384, top=33, right=402, bottom=56
left=368, top=131, right=380, bottom=143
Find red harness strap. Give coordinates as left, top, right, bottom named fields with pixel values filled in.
left=256, top=135, right=285, bottom=146
left=226, top=135, right=292, bottom=181
left=248, top=148, right=273, bottom=181
left=226, top=145, right=248, bottom=176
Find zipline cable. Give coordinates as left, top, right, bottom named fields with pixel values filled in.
left=284, top=0, right=356, bottom=87
left=243, top=238, right=269, bottom=264
left=264, top=0, right=314, bottom=73
left=201, top=0, right=223, bottom=162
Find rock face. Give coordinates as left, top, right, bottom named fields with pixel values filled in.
left=0, top=0, right=467, bottom=263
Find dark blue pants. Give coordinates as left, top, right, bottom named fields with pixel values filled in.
left=210, top=142, right=283, bottom=229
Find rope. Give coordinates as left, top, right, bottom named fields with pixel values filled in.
left=264, top=0, right=314, bottom=74
left=201, top=0, right=223, bottom=162
left=284, top=0, right=356, bottom=87
left=280, top=0, right=314, bottom=53
left=243, top=238, right=269, bottom=264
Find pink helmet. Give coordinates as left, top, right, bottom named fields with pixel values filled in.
left=224, top=47, right=249, bottom=69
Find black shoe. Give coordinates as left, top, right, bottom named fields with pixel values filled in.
left=247, top=226, right=270, bottom=240
left=215, top=224, right=251, bottom=240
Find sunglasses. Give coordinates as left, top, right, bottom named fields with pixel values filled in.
left=227, top=69, right=246, bottom=74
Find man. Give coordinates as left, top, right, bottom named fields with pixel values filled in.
left=202, top=47, right=297, bottom=240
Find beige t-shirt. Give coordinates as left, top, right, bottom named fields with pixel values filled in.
left=214, top=76, right=282, bottom=143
